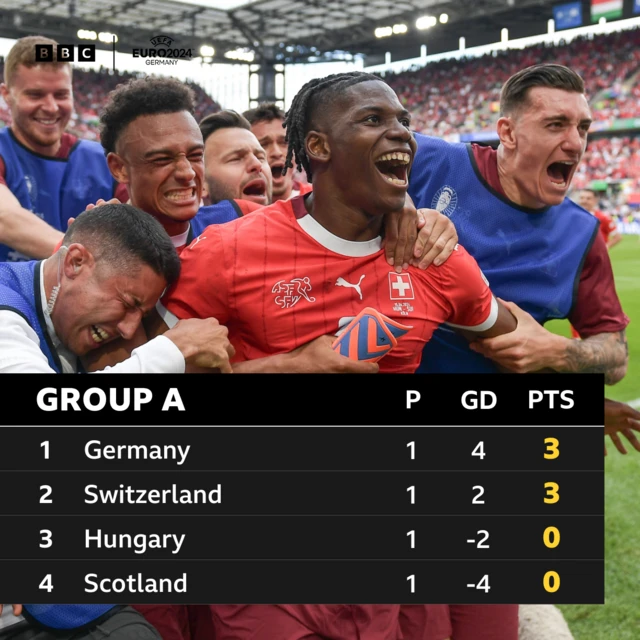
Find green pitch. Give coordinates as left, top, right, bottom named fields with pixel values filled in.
left=549, top=237, right=640, bottom=638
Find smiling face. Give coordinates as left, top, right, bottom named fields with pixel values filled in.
left=314, top=80, right=416, bottom=216
left=53, top=249, right=167, bottom=356
left=1, top=64, right=73, bottom=156
left=499, top=87, right=591, bottom=208
left=251, top=118, right=293, bottom=201
left=108, top=111, right=204, bottom=236
left=203, top=127, right=273, bottom=206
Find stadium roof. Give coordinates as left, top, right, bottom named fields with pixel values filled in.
left=0, top=0, right=597, bottom=66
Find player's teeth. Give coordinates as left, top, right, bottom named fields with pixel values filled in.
left=385, top=176, right=407, bottom=185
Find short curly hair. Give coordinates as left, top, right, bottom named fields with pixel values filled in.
left=100, top=76, right=195, bottom=155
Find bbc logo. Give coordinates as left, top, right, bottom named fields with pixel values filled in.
left=34, top=44, right=96, bottom=62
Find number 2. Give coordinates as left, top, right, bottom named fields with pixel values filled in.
left=472, top=485, right=485, bottom=504
left=40, top=485, right=53, bottom=504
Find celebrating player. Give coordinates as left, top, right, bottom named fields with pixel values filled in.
left=147, top=71, right=518, bottom=640
left=409, top=64, right=628, bottom=381
left=0, top=36, right=121, bottom=262
left=0, top=205, right=233, bottom=368
left=243, top=102, right=313, bottom=201
left=199, top=109, right=273, bottom=207
left=406, top=62, right=630, bottom=640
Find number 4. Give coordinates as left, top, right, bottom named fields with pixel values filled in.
left=39, top=574, right=53, bottom=592
left=472, top=441, right=485, bottom=460
left=477, top=575, right=490, bottom=593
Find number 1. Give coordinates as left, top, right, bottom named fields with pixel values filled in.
left=407, top=442, right=415, bottom=460
left=41, top=441, right=50, bottom=460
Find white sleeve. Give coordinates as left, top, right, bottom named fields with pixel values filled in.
left=0, top=310, right=57, bottom=373
left=93, top=335, right=185, bottom=374
left=0, top=311, right=185, bottom=374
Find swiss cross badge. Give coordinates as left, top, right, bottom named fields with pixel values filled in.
left=388, top=272, right=414, bottom=300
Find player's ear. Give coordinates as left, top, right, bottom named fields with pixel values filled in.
left=0, top=83, right=10, bottom=106
left=306, top=131, right=330, bottom=165
left=107, top=152, right=129, bottom=184
left=497, top=116, right=516, bottom=151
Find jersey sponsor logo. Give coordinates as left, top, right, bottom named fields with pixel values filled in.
left=389, top=273, right=414, bottom=300
left=432, top=185, right=458, bottom=217
left=335, top=274, right=365, bottom=300
left=272, top=277, right=316, bottom=309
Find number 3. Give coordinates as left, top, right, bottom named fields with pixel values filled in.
left=544, top=438, right=559, bottom=459
left=544, top=482, right=559, bottom=504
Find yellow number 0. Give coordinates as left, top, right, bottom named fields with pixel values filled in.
left=544, top=437, right=559, bottom=459
left=543, top=571, right=560, bottom=593
left=543, top=526, right=560, bottom=548
left=544, top=482, right=559, bottom=504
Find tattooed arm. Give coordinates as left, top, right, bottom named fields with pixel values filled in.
left=558, top=330, right=628, bottom=385
left=470, top=301, right=629, bottom=384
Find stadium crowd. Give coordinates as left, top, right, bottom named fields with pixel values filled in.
left=384, top=27, right=640, bottom=137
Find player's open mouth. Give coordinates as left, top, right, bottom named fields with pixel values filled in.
left=91, top=325, right=110, bottom=344
left=242, top=179, right=267, bottom=200
left=374, top=152, right=411, bottom=186
left=271, top=163, right=285, bottom=181
left=165, top=188, right=197, bottom=202
left=546, top=161, right=575, bottom=189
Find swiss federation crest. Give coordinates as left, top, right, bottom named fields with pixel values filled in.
left=431, top=185, right=458, bottom=217
left=272, top=277, right=316, bottom=309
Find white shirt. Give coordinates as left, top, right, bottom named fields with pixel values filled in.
left=0, top=607, right=23, bottom=630
left=0, top=262, right=185, bottom=374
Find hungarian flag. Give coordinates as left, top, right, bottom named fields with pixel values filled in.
left=591, top=0, right=623, bottom=21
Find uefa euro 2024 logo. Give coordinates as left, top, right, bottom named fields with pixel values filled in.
left=133, top=35, right=193, bottom=66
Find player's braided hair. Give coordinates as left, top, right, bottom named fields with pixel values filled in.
left=282, top=71, right=384, bottom=181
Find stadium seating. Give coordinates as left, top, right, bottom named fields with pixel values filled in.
left=383, top=28, right=640, bottom=138
left=0, top=61, right=221, bottom=140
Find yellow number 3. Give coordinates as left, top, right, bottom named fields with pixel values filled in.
left=544, top=437, right=559, bottom=459
left=544, top=482, right=560, bottom=504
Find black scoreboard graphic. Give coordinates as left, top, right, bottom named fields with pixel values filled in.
left=0, top=374, right=604, bottom=604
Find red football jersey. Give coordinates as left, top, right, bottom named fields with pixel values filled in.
left=594, top=210, right=617, bottom=245
left=160, top=196, right=497, bottom=373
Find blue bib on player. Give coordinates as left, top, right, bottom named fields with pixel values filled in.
left=24, top=605, right=116, bottom=630
left=0, top=260, right=61, bottom=371
left=408, top=134, right=599, bottom=374
left=0, top=128, right=115, bottom=262
left=190, top=200, right=243, bottom=238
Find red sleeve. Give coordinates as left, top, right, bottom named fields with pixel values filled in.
left=114, top=183, right=129, bottom=202
left=569, top=232, right=629, bottom=337
left=0, top=155, right=6, bottom=186
left=471, top=143, right=505, bottom=196
left=435, top=244, right=497, bottom=330
left=160, top=225, right=230, bottom=325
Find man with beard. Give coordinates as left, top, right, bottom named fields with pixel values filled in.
left=243, top=102, right=313, bottom=201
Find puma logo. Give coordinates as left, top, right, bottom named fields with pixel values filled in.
left=336, top=274, right=365, bottom=300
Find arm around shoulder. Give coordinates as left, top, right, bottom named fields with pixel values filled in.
left=0, top=184, right=63, bottom=258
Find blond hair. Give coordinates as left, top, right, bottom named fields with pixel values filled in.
left=4, top=35, right=72, bottom=85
